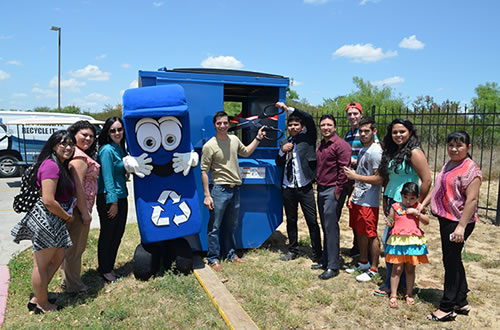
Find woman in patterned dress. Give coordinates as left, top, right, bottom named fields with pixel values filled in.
left=11, top=130, right=76, bottom=313
left=61, top=121, right=100, bottom=293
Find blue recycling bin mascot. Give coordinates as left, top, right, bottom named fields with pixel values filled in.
left=122, top=84, right=200, bottom=280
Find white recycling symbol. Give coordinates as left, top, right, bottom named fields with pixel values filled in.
left=151, top=190, right=191, bottom=227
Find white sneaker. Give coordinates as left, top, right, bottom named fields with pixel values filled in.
left=356, top=270, right=378, bottom=282
left=345, top=262, right=370, bottom=274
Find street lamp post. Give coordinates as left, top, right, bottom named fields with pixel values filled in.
left=50, top=26, right=61, bottom=112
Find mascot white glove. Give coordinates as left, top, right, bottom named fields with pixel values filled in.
left=172, top=151, right=199, bottom=176
left=123, top=153, right=153, bottom=178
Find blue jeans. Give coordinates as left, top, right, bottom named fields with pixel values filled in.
left=206, top=185, right=240, bottom=263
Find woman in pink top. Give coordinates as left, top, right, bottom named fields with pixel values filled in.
left=62, top=121, right=100, bottom=293
left=423, top=131, right=482, bottom=322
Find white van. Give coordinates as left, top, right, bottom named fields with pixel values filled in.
left=0, top=111, right=102, bottom=177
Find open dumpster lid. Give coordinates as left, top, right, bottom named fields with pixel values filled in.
left=158, top=67, right=287, bottom=79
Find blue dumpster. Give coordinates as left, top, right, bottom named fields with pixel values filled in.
left=138, top=68, right=289, bottom=250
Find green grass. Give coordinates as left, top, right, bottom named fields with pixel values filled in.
left=462, top=250, right=484, bottom=262
left=5, top=224, right=226, bottom=329
left=5, top=215, right=500, bottom=329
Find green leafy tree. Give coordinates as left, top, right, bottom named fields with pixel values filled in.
left=33, top=106, right=52, bottom=112
left=471, top=82, right=500, bottom=143
left=60, top=105, right=81, bottom=114
left=223, top=102, right=242, bottom=117
left=93, top=104, right=123, bottom=121
left=471, top=82, right=500, bottom=113
left=322, top=77, right=405, bottom=116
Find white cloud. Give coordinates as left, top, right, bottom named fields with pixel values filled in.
left=70, top=64, right=111, bottom=81
left=371, top=76, right=405, bottom=86
left=0, top=70, right=10, bottom=80
left=86, top=92, right=109, bottom=102
left=96, top=54, right=107, bottom=60
left=12, top=93, right=27, bottom=98
left=0, top=35, right=13, bottom=40
left=304, top=0, right=328, bottom=5
left=120, top=80, right=139, bottom=97
left=333, top=43, right=397, bottom=63
left=360, top=0, right=381, bottom=5
left=7, top=60, right=22, bottom=66
left=153, top=1, right=164, bottom=7
left=437, top=87, right=444, bottom=92
left=32, top=87, right=56, bottom=98
left=201, top=56, right=244, bottom=69
left=399, top=35, right=424, bottom=50
left=49, top=76, right=86, bottom=92
left=121, top=63, right=131, bottom=68
left=291, top=80, right=303, bottom=87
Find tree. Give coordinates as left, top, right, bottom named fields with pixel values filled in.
left=33, top=106, right=52, bottom=112
left=60, top=105, right=81, bottom=114
left=93, top=104, right=123, bottom=121
left=321, top=77, right=406, bottom=118
left=471, top=81, right=500, bottom=113
left=33, top=105, right=81, bottom=113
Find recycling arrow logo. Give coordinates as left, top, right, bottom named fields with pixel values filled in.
left=151, top=190, right=191, bottom=227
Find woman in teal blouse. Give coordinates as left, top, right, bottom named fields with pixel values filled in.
left=96, top=117, right=128, bottom=283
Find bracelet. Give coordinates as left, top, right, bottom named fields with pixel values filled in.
left=256, top=136, right=263, bottom=142
left=65, top=214, right=72, bottom=222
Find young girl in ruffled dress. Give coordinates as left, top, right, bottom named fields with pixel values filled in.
left=385, top=182, right=429, bottom=308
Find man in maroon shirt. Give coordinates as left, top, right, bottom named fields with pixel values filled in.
left=312, top=114, right=352, bottom=280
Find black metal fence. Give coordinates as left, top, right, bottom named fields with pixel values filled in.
left=310, top=105, right=500, bottom=225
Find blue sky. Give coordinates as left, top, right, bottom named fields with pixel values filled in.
left=1, top=0, right=499, bottom=112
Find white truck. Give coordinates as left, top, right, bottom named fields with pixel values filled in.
left=0, top=111, right=102, bottom=177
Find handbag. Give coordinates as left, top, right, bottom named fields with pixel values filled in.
left=13, top=164, right=40, bottom=213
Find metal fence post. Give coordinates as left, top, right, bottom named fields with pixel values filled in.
left=496, top=174, right=500, bottom=226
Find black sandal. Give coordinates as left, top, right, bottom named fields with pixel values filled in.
left=454, top=305, right=471, bottom=315
left=27, top=298, right=57, bottom=312
left=427, top=311, right=457, bottom=322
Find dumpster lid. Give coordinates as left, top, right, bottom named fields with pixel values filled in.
left=158, top=67, right=286, bottom=79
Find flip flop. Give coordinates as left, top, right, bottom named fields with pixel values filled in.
left=427, top=311, right=457, bottom=322
left=374, top=287, right=389, bottom=297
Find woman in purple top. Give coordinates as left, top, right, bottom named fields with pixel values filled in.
left=11, top=130, right=76, bottom=314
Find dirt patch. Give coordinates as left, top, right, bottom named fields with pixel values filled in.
left=268, top=181, right=500, bottom=328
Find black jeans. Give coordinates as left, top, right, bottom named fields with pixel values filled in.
left=96, top=194, right=128, bottom=274
left=438, top=217, right=475, bottom=312
left=282, top=184, right=322, bottom=259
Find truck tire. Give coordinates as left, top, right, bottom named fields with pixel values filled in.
left=133, top=243, right=162, bottom=281
left=0, top=155, right=20, bottom=178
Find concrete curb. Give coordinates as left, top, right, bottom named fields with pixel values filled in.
left=0, top=265, right=10, bottom=326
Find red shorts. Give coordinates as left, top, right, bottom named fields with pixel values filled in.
left=348, top=203, right=379, bottom=237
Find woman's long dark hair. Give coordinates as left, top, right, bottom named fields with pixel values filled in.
left=379, top=118, right=422, bottom=180
left=34, top=130, right=75, bottom=197
left=67, top=120, right=97, bottom=158
left=97, top=117, right=125, bottom=152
